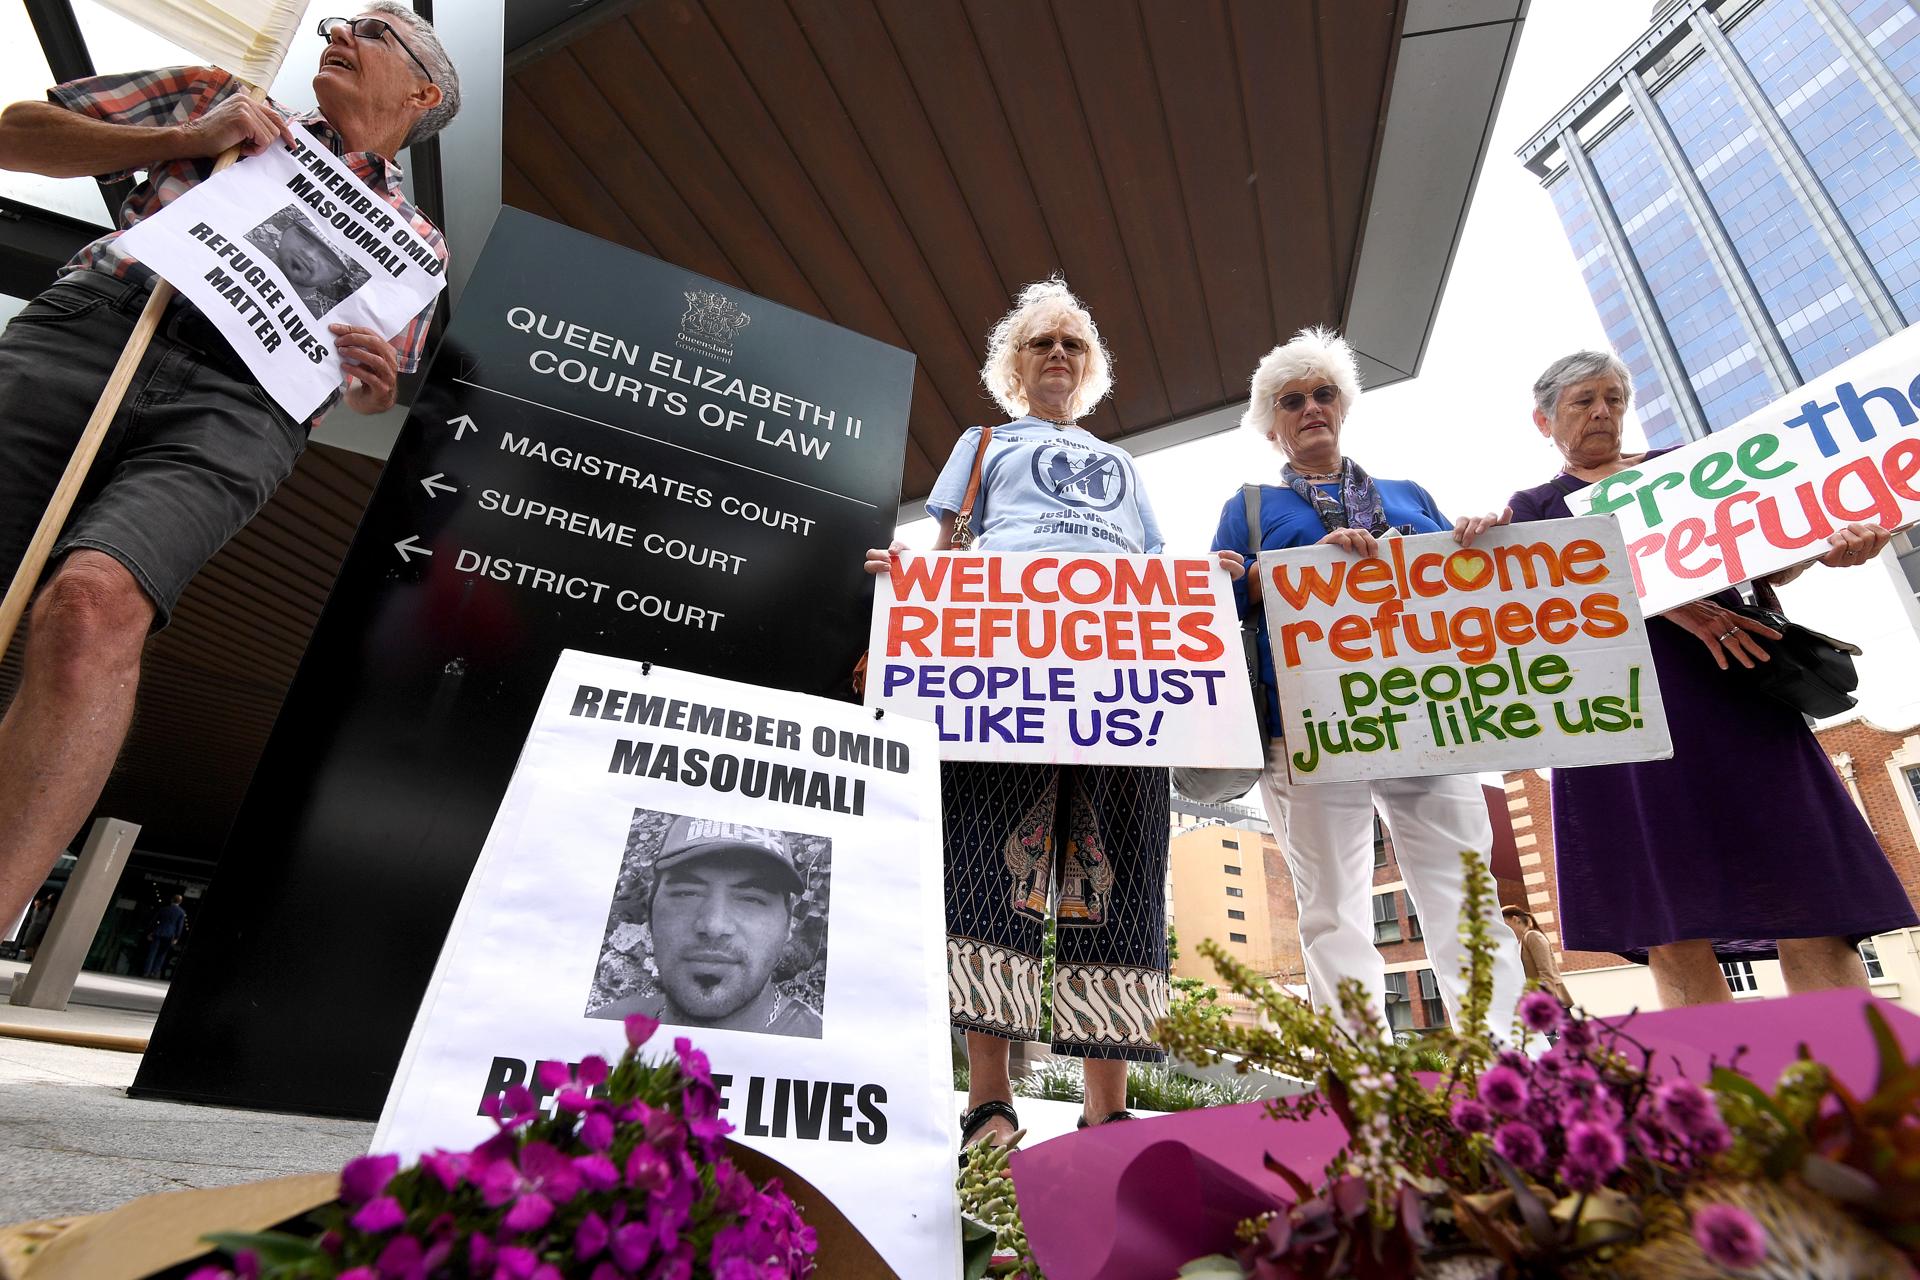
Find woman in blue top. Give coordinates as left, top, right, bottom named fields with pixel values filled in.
left=1211, top=326, right=1525, bottom=1039
left=867, top=279, right=1241, bottom=1155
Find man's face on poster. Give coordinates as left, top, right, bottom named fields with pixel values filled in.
left=649, top=850, right=793, bottom=1024
left=279, top=221, right=342, bottom=290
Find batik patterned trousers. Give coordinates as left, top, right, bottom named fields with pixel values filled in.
left=943, top=761, right=1170, bottom=1061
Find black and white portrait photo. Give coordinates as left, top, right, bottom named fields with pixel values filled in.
left=587, top=810, right=830, bottom=1039
left=244, top=206, right=369, bottom=319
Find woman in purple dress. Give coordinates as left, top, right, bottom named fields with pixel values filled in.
left=1509, top=351, right=1916, bottom=1008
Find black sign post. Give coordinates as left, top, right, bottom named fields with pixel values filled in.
left=132, top=210, right=914, bottom=1116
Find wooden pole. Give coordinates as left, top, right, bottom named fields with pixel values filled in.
left=0, top=84, right=268, bottom=659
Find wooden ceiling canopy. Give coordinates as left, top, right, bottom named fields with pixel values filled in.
left=503, top=0, right=1402, bottom=501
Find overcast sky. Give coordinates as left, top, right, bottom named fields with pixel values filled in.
left=899, top=0, right=1920, bottom=728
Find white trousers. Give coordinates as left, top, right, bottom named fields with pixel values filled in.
left=1254, top=744, right=1525, bottom=1039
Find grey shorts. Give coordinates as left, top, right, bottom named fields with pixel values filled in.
left=0, top=270, right=306, bottom=628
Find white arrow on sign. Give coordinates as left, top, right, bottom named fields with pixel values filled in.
left=420, top=473, right=456, bottom=498
left=449, top=414, right=477, bottom=440
left=394, top=535, right=432, bottom=563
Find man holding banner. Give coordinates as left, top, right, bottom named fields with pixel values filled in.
left=1510, top=351, right=1915, bottom=1008
left=0, top=6, right=459, bottom=928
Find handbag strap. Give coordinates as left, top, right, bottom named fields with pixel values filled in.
left=948, top=424, right=995, bottom=549
left=1241, top=482, right=1262, bottom=563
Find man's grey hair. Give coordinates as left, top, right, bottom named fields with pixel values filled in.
left=1532, top=350, right=1633, bottom=418
left=362, top=1, right=461, bottom=146
left=1242, top=326, right=1364, bottom=435
left=979, top=277, right=1114, bottom=422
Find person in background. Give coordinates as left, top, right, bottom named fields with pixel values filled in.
left=865, top=278, right=1244, bottom=1153
left=143, top=892, right=188, bottom=979
left=1508, top=351, right=1916, bottom=1007
left=1503, top=905, right=1572, bottom=1009
left=1211, top=326, right=1525, bottom=1039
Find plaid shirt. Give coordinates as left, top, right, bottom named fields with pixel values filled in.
left=51, top=66, right=445, bottom=376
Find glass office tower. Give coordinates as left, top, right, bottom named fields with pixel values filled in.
left=1520, top=0, right=1920, bottom=451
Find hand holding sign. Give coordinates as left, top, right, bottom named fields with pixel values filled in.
left=331, top=322, right=400, bottom=412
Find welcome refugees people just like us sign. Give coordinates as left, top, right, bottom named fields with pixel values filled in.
left=1257, top=517, right=1672, bottom=783
left=376, top=653, right=956, bottom=1279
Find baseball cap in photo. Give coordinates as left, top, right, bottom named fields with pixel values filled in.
left=654, top=816, right=805, bottom=896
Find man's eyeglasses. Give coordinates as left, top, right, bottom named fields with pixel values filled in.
left=1023, top=335, right=1089, bottom=356
left=1273, top=384, right=1340, bottom=413
left=317, top=16, right=435, bottom=85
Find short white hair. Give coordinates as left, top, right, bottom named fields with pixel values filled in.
left=361, top=1, right=460, bottom=146
left=1241, top=326, right=1363, bottom=434
left=1532, top=350, right=1634, bottom=417
left=979, top=277, right=1114, bottom=422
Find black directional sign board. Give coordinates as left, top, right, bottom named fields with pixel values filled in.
left=133, top=209, right=914, bottom=1116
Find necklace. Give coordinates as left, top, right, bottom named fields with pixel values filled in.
left=1032, top=414, right=1074, bottom=430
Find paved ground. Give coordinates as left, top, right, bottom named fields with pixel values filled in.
left=0, top=964, right=1141, bottom=1226
left=0, top=969, right=375, bottom=1225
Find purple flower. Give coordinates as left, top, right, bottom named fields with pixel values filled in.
left=348, top=1196, right=407, bottom=1234
left=574, top=1152, right=620, bottom=1192
left=481, top=1141, right=582, bottom=1235
left=1478, top=1065, right=1530, bottom=1117
left=1693, top=1203, right=1768, bottom=1269
left=555, top=1088, right=590, bottom=1115
left=1565, top=1121, right=1625, bottom=1176
left=1450, top=1097, right=1493, bottom=1134
left=1493, top=1120, right=1545, bottom=1171
left=467, top=1234, right=494, bottom=1272
left=340, top=1153, right=400, bottom=1206
left=610, top=1221, right=654, bottom=1272
left=1689, top=1114, right=1732, bottom=1158
left=674, top=1037, right=714, bottom=1088
left=575, top=1211, right=610, bottom=1261
left=1655, top=1079, right=1716, bottom=1135
left=493, top=1245, right=540, bottom=1279
left=337, top=1270, right=376, bottom=1280
left=626, top=1142, right=668, bottom=1192
left=1558, top=1159, right=1602, bottom=1193
left=1518, top=990, right=1564, bottom=1034
left=374, top=1233, right=422, bottom=1279
left=535, top=1059, right=573, bottom=1091
left=624, top=1012, right=661, bottom=1048
left=580, top=1109, right=614, bottom=1151
left=418, top=1149, right=467, bottom=1192
left=577, top=1055, right=610, bottom=1087
left=1558, top=1017, right=1597, bottom=1052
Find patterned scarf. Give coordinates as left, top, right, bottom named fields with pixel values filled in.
left=1281, top=457, right=1409, bottom=536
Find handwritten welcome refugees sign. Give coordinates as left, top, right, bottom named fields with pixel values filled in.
left=865, top=552, right=1263, bottom=767
left=1258, top=518, right=1672, bottom=783
left=118, top=122, right=444, bottom=420
left=376, top=652, right=957, bottom=1279
left=1577, top=325, right=1920, bottom=614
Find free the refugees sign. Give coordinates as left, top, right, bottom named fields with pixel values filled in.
left=1574, top=325, right=1920, bottom=614
left=1257, top=518, right=1672, bottom=783
left=376, top=652, right=957, bottom=1279
left=116, top=123, right=444, bottom=420
left=864, top=552, right=1264, bottom=767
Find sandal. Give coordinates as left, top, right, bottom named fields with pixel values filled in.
left=1076, top=1109, right=1135, bottom=1129
left=959, top=1099, right=1020, bottom=1165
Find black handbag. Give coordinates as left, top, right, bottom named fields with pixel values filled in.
left=1724, top=578, right=1862, bottom=719
left=1171, top=484, right=1272, bottom=804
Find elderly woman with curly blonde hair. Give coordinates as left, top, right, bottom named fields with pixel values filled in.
left=1211, top=326, right=1524, bottom=1039
left=868, top=278, right=1240, bottom=1152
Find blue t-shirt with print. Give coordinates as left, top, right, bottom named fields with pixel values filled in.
left=1211, top=477, right=1450, bottom=733
left=926, top=419, right=1164, bottom=553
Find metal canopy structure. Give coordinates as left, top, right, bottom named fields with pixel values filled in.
left=503, top=0, right=1533, bottom=502
left=0, top=0, right=1528, bottom=870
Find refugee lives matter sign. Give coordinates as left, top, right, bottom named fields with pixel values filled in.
left=1574, top=325, right=1920, bottom=614
left=115, top=122, right=443, bottom=420
left=864, top=551, right=1263, bottom=767
left=129, top=209, right=913, bottom=1119
left=1257, top=517, right=1672, bottom=783
left=375, top=654, right=958, bottom=1280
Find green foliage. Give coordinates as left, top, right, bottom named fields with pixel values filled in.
left=1010, top=1057, right=1258, bottom=1111
left=957, top=1136, right=1042, bottom=1278
left=1038, top=919, right=1056, bottom=1045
